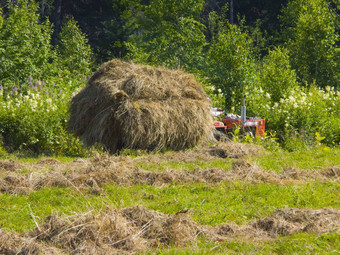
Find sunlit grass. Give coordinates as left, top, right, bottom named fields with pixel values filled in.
left=248, top=147, right=340, bottom=172
left=1, top=181, right=338, bottom=232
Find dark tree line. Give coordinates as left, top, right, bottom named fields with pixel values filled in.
left=0, top=0, right=289, bottom=63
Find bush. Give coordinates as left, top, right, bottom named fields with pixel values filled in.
left=245, top=84, right=340, bottom=146
left=0, top=78, right=93, bottom=156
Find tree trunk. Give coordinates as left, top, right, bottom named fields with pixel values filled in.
left=229, top=0, right=234, bottom=24
left=51, top=0, right=63, bottom=45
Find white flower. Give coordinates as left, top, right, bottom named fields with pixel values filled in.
left=218, top=88, right=222, bottom=93
left=265, top=93, right=271, bottom=99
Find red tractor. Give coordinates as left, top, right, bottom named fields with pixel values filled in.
left=212, top=97, right=265, bottom=139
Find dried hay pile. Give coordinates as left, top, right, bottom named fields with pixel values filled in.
left=2, top=206, right=339, bottom=254
left=69, top=59, right=213, bottom=153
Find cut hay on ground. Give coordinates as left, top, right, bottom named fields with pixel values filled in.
left=69, top=59, right=213, bottom=153
left=1, top=207, right=339, bottom=254
left=0, top=229, right=64, bottom=255
left=0, top=145, right=339, bottom=194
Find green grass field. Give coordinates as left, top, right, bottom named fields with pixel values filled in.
left=0, top=143, right=339, bottom=254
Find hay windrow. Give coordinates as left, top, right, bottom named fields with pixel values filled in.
left=0, top=145, right=339, bottom=194
left=0, top=229, right=64, bottom=255
left=1, top=207, right=339, bottom=254
left=69, top=59, right=213, bottom=153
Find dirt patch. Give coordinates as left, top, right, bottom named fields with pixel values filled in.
left=1, top=207, right=339, bottom=254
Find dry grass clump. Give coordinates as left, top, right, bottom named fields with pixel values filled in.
left=133, top=141, right=264, bottom=165
left=1, top=206, right=339, bottom=254
left=253, top=208, right=340, bottom=236
left=209, top=141, right=264, bottom=158
left=32, top=209, right=145, bottom=254
left=69, top=59, right=213, bottom=153
left=29, top=206, right=199, bottom=254
left=0, top=160, right=21, bottom=172
left=0, top=229, right=63, bottom=255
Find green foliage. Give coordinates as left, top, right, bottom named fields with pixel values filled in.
left=245, top=83, right=340, bottom=146
left=100, top=0, right=138, bottom=61
left=259, top=46, right=299, bottom=102
left=0, top=9, right=3, bottom=29
left=0, top=78, right=92, bottom=156
left=125, top=0, right=206, bottom=69
left=280, top=0, right=339, bottom=88
left=56, top=16, right=93, bottom=76
left=0, top=0, right=55, bottom=85
left=207, top=23, right=258, bottom=111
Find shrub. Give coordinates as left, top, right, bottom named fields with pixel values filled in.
left=245, top=84, right=340, bottom=146
left=0, top=78, right=92, bottom=156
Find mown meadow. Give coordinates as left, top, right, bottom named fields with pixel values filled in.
left=0, top=0, right=339, bottom=254
left=0, top=145, right=339, bottom=253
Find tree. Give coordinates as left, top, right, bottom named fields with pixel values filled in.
left=207, top=23, right=257, bottom=110
left=125, top=0, right=206, bottom=70
left=260, top=46, right=298, bottom=102
left=0, top=0, right=54, bottom=85
left=56, top=16, right=93, bottom=76
left=280, top=0, right=339, bottom=88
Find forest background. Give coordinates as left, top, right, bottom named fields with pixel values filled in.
left=0, top=0, right=339, bottom=155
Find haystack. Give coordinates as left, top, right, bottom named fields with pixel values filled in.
left=69, top=59, right=213, bottom=153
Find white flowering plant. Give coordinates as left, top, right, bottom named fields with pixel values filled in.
left=0, top=77, right=91, bottom=155
left=244, top=83, right=340, bottom=146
